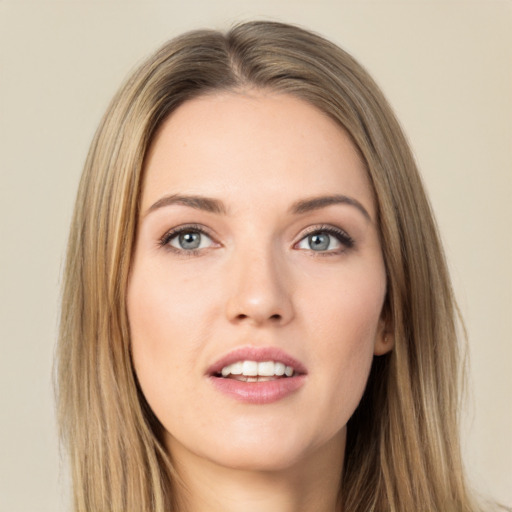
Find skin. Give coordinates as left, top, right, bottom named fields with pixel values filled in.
left=127, top=90, right=392, bottom=512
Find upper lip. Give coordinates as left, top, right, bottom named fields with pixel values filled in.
left=207, top=346, right=308, bottom=376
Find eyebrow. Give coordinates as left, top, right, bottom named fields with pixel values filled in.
left=144, top=193, right=371, bottom=221
left=145, top=194, right=228, bottom=216
left=290, top=194, right=371, bottom=221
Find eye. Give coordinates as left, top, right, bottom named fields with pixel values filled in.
left=170, top=231, right=211, bottom=250
left=160, top=225, right=216, bottom=253
left=295, top=226, right=354, bottom=253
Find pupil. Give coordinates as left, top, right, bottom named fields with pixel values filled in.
left=309, top=233, right=329, bottom=251
left=179, top=232, right=201, bottom=250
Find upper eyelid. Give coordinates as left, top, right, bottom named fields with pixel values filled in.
left=159, top=224, right=217, bottom=245
left=296, top=224, right=353, bottom=240
left=162, top=223, right=213, bottom=236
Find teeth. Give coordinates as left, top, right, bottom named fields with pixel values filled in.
left=219, top=360, right=295, bottom=378
left=230, top=362, right=243, bottom=375
left=242, top=360, right=258, bottom=376
left=258, top=361, right=275, bottom=376
left=274, top=362, right=285, bottom=376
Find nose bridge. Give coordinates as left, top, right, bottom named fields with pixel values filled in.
left=225, top=235, right=294, bottom=326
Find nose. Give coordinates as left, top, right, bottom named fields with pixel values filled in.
left=225, top=245, right=294, bottom=327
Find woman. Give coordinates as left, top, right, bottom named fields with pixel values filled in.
left=57, top=20, right=493, bottom=512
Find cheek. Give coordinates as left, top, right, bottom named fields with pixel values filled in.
left=128, top=258, right=218, bottom=352
left=297, top=265, right=385, bottom=430
left=300, top=263, right=385, bottom=352
left=126, top=263, right=206, bottom=419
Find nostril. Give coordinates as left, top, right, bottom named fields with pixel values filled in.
left=234, top=312, right=282, bottom=322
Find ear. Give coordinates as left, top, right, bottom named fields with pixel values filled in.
left=373, top=314, right=394, bottom=356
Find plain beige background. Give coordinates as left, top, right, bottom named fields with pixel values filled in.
left=0, top=1, right=510, bottom=511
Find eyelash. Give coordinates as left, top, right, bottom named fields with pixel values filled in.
left=158, top=224, right=355, bottom=256
left=297, top=225, right=355, bottom=256
left=158, top=224, right=215, bottom=257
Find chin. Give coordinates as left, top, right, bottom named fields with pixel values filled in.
left=166, top=424, right=314, bottom=473
left=176, top=423, right=344, bottom=475
left=224, top=440, right=309, bottom=471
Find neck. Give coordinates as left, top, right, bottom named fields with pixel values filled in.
left=169, top=431, right=346, bottom=512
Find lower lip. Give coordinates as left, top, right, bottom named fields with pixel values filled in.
left=209, top=375, right=306, bottom=404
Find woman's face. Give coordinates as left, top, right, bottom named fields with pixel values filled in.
left=128, top=91, right=390, bottom=473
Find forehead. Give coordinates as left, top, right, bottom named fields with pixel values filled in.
left=142, top=91, right=374, bottom=216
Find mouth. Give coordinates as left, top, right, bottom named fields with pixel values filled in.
left=207, top=346, right=307, bottom=380
left=215, top=360, right=298, bottom=382
left=207, top=346, right=307, bottom=404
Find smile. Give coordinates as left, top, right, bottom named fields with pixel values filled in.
left=219, top=360, right=295, bottom=380
left=208, top=347, right=307, bottom=404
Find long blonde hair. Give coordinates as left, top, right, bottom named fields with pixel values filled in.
left=57, top=21, right=483, bottom=511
